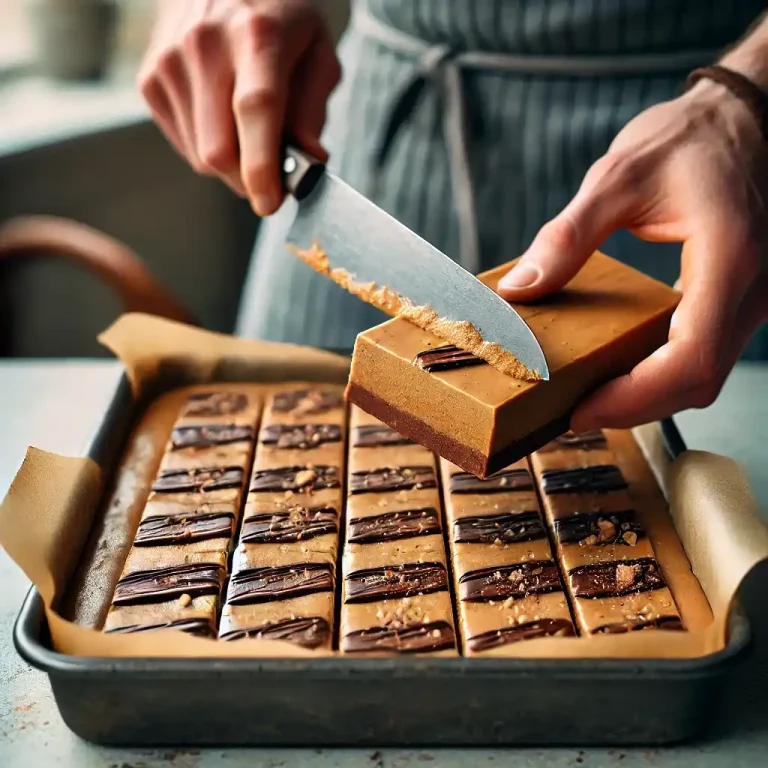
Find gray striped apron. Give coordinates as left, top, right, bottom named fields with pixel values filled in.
left=236, top=0, right=767, bottom=360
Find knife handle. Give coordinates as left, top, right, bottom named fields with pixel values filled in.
left=283, top=145, right=325, bottom=201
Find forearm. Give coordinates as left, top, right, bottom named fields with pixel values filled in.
left=720, top=11, right=768, bottom=89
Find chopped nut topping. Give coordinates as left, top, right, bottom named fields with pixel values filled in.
left=622, top=531, right=638, bottom=546
left=293, top=469, right=316, bottom=487
left=597, top=518, right=617, bottom=542
left=178, top=593, right=192, bottom=607
left=493, top=538, right=503, bottom=547
left=579, top=535, right=599, bottom=547
left=616, top=563, right=639, bottom=591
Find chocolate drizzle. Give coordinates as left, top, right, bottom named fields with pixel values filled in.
left=553, top=510, right=644, bottom=545
left=538, top=430, right=607, bottom=452
left=343, top=621, right=455, bottom=654
left=170, top=424, right=253, bottom=450
left=541, top=465, right=628, bottom=495
left=348, top=508, right=441, bottom=544
left=134, top=512, right=234, bottom=546
left=220, top=617, right=331, bottom=648
left=467, top=618, right=575, bottom=652
left=152, top=466, right=244, bottom=494
left=241, top=507, right=337, bottom=543
left=260, top=423, right=342, bottom=449
left=272, top=388, right=342, bottom=415
left=183, top=392, right=248, bottom=418
left=112, top=563, right=224, bottom=605
left=250, top=465, right=340, bottom=492
left=345, top=562, right=448, bottom=603
left=459, top=561, right=562, bottom=602
left=569, top=557, right=667, bottom=598
left=453, top=511, right=545, bottom=544
left=105, top=619, right=215, bottom=637
left=413, top=344, right=486, bottom=373
left=352, top=425, right=414, bottom=448
left=349, top=466, right=436, bottom=494
left=594, top=615, right=684, bottom=634
left=227, top=563, right=334, bottom=604
left=449, top=469, right=533, bottom=494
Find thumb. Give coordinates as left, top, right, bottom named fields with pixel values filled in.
left=498, top=153, right=640, bottom=302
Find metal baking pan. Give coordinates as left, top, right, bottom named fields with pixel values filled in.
left=13, top=366, right=751, bottom=747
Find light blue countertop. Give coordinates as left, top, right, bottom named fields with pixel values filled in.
left=1, top=359, right=767, bottom=768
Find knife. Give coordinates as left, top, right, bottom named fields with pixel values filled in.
left=282, top=146, right=549, bottom=380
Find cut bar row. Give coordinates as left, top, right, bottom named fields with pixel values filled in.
left=220, top=385, right=347, bottom=648
left=104, top=390, right=261, bottom=636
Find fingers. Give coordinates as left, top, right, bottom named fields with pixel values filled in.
left=497, top=152, right=643, bottom=301
left=232, top=13, right=315, bottom=216
left=570, top=219, right=758, bottom=430
left=285, top=36, right=341, bottom=160
left=184, top=23, right=244, bottom=196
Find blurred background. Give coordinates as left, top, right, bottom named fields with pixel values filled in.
left=0, top=0, right=258, bottom=357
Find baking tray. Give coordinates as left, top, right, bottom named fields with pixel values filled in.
left=13, top=366, right=751, bottom=747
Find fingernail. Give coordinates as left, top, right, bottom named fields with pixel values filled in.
left=499, top=263, right=540, bottom=290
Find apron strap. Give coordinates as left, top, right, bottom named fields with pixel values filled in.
left=354, top=0, right=720, bottom=275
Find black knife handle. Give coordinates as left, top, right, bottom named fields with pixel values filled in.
left=283, top=145, right=325, bottom=201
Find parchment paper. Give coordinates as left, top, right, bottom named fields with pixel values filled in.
left=1, top=313, right=767, bottom=659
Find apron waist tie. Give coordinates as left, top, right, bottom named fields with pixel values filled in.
left=353, top=1, right=720, bottom=274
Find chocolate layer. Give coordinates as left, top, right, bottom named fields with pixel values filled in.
left=348, top=508, right=441, bottom=544
left=348, top=466, right=436, bottom=494
left=170, top=424, right=253, bottom=450
left=241, top=507, right=338, bottom=543
left=220, top=616, right=331, bottom=648
left=453, top=511, right=545, bottom=544
left=343, top=620, right=455, bottom=653
left=413, top=344, right=487, bottom=373
left=134, top=512, right=234, bottom=546
left=345, top=562, right=448, bottom=603
left=183, top=392, right=248, bottom=418
left=569, top=557, right=667, bottom=598
left=594, top=615, right=685, bottom=634
left=104, top=618, right=215, bottom=637
left=112, top=563, right=224, bottom=605
left=227, top=563, right=334, bottom=604
left=272, top=388, right=342, bottom=415
left=467, top=618, right=575, bottom=652
left=345, top=381, right=571, bottom=478
left=260, top=423, right=342, bottom=449
left=152, top=466, right=244, bottom=494
left=541, top=465, right=628, bottom=495
left=352, top=425, right=415, bottom=448
left=553, top=510, right=644, bottom=545
left=449, top=468, right=533, bottom=494
left=538, top=430, right=607, bottom=452
left=459, top=562, right=562, bottom=602
left=250, top=465, right=340, bottom=492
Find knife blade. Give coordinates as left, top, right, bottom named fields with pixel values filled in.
left=282, top=146, right=549, bottom=380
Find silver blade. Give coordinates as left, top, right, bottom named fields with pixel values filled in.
left=285, top=173, right=549, bottom=380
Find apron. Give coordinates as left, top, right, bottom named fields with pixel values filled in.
left=236, top=0, right=767, bottom=359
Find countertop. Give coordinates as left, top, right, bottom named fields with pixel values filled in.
left=1, top=359, right=767, bottom=768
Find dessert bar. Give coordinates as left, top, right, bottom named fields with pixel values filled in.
left=104, top=389, right=261, bottom=636
left=219, top=385, right=347, bottom=648
left=339, top=406, right=457, bottom=655
left=439, top=458, right=575, bottom=653
left=347, top=252, right=680, bottom=477
left=530, top=430, right=685, bottom=634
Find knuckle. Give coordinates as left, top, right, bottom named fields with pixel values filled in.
left=689, top=381, right=721, bottom=410
left=154, top=48, right=182, bottom=79
left=233, top=86, right=278, bottom=115
left=242, top=161, right=273, bottom=192
left=538, top=216, right=579, bottom=254
left=685, top=346, right=722, bottom=408
left=198, top=142, right=233, bottom=172
left=182, top=20, right=221, bottom=55
left=586, top=151, right=640, bottom=191
left=239, top=11, right=282, bottom=50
